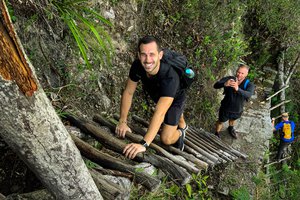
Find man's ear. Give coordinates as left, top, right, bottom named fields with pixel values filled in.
left=159, top=50, right=163, bottom=60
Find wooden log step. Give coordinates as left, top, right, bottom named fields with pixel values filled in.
left=93, top=114, right=192, bottom=184
left=71, top=133, right=161, bottom=192
left=124, top=122, right=208, bottom=170
left=65, top=115, right=191, bottom=186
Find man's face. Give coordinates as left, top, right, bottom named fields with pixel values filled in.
left=282, top=116, right=289, bottom=121
left=138, top=41, right=163, bottom=75
left=236, top=67, right=248, bottom=83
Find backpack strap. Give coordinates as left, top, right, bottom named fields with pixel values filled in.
left=243, top=79, right=250, bottom=90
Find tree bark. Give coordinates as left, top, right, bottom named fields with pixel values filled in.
left=0, top=1, right=102, bottom=199
left=278, top=52, right=286, bottom=113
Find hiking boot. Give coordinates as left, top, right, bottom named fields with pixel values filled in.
left=175, top=128, right=186, bottom=151
left=215, top=132, right=221, bottom=138
left=228, top=128, right=238, bottom=139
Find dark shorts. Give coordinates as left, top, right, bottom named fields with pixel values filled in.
left=164, top=99, right=186, bottom=126
left=218, top=108, right=242, bottom=122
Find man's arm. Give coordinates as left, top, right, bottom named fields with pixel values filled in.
left=115, top=78, right=137, bottom=138
left=237, top=82, right=255, bottom=99
left=144, top=97, right=173, bottom=144
left=123, top=96, right=174, bottom=159
left=213, top=77, right=231, bottom=89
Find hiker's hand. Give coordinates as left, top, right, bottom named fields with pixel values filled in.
left=115, top=123, right=131, bottom=138
left=225, top=79, right=235, bottom=87
left=123, top=143, right=146, bottom=159
left=271, top=118, right=275, bottom=122
left=226, top=79, right=238, bottom=91
left=231, top=80, right=239, bottom=91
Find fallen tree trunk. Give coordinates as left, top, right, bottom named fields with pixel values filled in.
left=5, top=168, right=130, bottom=200
left=5, top=189, right=54, bottom=200
left=66, top=115, right=191, bottom=186
left=71, top=134, right=161, bottom=192
left=0, top=1, right=102, bottom=198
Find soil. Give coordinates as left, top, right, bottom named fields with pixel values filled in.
left=0, top=138, right=43, bottom=196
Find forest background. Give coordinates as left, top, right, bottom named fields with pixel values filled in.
left=1, top=0, right=300, bottom=199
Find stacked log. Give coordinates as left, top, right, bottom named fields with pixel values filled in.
left=63, top=113, right=247, bottom=192
left=131, top=114, right=247, bottom=165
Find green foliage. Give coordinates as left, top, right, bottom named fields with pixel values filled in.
left=84, top=159, right=98, bottom=169
left=183, top=0, right=249, bottom=71
left=130, top=172, right=211, bottom=199
left=109, top=0, right=121, bottom=6
left=231, top=186, right=251, bottom=200
left=5, top=0, right=17, bottom=22
left=51, top=0, right=114, bottom=69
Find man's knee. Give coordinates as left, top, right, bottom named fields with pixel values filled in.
left=216, top=120, right=223, bottom=126
left=160, top=126, right=179, bottom=145
left=160, top=134, right=174, bottom=145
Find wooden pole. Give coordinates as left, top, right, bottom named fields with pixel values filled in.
left=269, top=100, right=291, bottom=111
left=265, top=85, right=289, bottom=101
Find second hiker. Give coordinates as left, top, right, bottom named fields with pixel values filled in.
left=272, top=113, right=295, bottom=160
left=213, top=64, right=255, bottom=139
left=115, top=35, right=188, bottom=159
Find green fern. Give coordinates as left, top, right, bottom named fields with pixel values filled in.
left=51, top=0, right=113, bottom=69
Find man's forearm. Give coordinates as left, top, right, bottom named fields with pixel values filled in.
left=119, top=91, right=133, bottom=123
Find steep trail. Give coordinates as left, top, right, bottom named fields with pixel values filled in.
left=211, top=85, right=273, bottom=196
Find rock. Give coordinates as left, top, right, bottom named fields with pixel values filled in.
left=104, top=8, right=115, bottom=20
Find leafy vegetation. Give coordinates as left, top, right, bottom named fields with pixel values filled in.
left=51, top=0, right=114, bottom=69
left=130, top=172, right=210, bottom=200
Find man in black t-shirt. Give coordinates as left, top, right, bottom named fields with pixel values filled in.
left=115, top=36, right=188, bottom=159
left=214, top=65, right=255, bottom=139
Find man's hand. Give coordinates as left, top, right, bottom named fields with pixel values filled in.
left=225, top=79, right=238, bottom=91
left=123, top=143, right=146, bottom=159
left=115, top=122, right=131, bottom=138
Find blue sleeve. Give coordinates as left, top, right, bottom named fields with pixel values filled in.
left=291, top=121, right=296, bottom=132
left=274, top=122, right=283, bottom=131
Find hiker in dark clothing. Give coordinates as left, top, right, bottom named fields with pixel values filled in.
left=115, top=36, right=188, bottom=159
left=214, top=64, right=255, bottom=139
left=272, top=113, right=295, bottom=160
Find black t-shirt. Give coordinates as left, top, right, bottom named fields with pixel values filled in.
left=129, top=59, right=185, bottom=105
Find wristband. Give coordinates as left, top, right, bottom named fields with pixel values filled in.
left=139, top=139, right=149, bottom=149
left=119, top=120, right=127, bottom=124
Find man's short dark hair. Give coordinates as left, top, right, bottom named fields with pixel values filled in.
left=137, top=35, right=162, bottom=52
